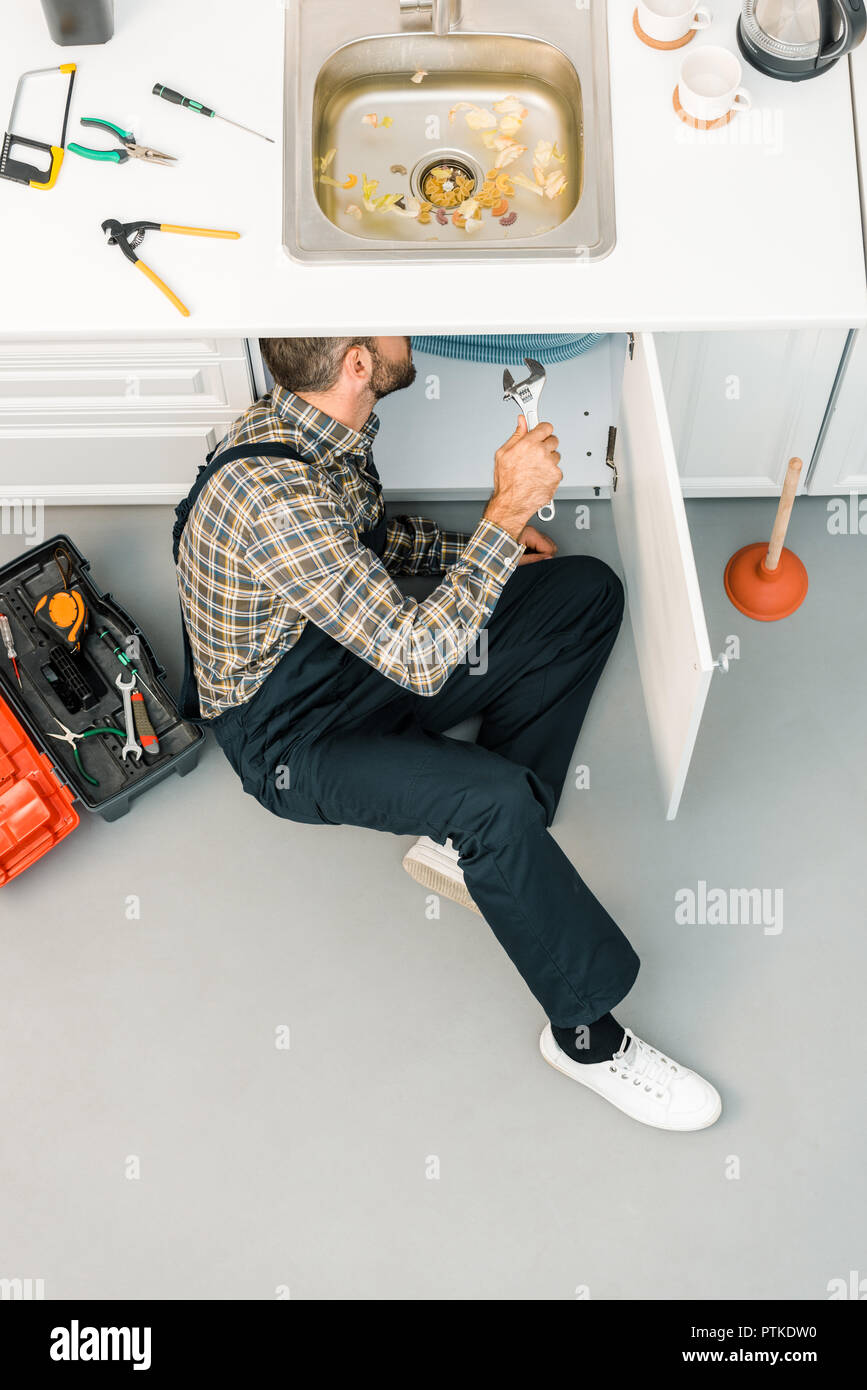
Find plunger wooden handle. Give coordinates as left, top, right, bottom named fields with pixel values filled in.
left=765, top=457, right=802, bottom=572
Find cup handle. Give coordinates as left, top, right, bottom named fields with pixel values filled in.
left=732, top=87, right=752, bottom=111
left=691, top=7, right=713, bottom=28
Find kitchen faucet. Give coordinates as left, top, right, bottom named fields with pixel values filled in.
left=399, top=0, right=459, bottom=35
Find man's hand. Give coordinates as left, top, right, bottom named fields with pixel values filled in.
left=483, top=416, right=563, bottom=542
left=517, top=525, right=558, bottom=565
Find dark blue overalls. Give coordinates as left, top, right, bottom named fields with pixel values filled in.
left=173, top=444, right=640, bottom=1028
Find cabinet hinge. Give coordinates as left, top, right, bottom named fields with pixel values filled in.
left=627, top=332, right=636, bottom=361
left=605, top=425, right=618, bottom=492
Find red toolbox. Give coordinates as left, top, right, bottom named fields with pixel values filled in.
left=0, top=534, right=204, bottom=884
left=0, top=695, right=79, bottom=886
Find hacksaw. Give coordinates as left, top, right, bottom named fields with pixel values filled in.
left=0, top=64, right=77, bottom=190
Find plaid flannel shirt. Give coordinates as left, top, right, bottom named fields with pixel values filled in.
left=176, top=386, right=524, bottom=718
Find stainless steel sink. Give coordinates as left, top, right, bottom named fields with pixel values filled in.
left=283, top=0, right=615, bottom=262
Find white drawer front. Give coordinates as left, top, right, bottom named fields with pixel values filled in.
left=0, top=339, right=252, bottom=503
left=0, top=362, right=251, bottom=410
left=0, top=339, right=249, bottom=369
left=0, top=427, right=232, bottom=503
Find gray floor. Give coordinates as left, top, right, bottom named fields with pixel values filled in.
left=1, top=496, right=864, bottom=1301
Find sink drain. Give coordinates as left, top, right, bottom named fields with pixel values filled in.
left=411, top=150, right=485, bottom=209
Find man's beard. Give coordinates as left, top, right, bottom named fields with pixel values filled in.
left=369, top=341, right=417, bottom=400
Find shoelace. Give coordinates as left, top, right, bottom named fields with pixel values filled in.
left=608, top=1028, right=681, bottom=1100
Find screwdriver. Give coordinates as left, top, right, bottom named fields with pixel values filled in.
left=152, top=83, right=274, bottom=143
left=97, top=629, right=159, bottom=701
left=0, top=613, right=22, bottom=687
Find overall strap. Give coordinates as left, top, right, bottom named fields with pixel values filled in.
left=173, top=441, right=307, bottom=724
left=171, top=442, right=306, bottom=563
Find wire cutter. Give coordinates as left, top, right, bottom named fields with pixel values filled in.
left=101, top=218, right=240, bottom=317
left=68, top=117, right=176, bottom=165
left=46, top=714, right=126, bottom=787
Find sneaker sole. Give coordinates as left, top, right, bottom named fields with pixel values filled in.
left=539, top=1025, right=722, bottom=1132
left=402, top=841, right=482, bottom=916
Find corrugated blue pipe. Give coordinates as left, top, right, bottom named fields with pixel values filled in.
left=410, top=334, right=605, bottom=365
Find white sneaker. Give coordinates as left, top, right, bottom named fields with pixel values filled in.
left=401, top=835, right=482, bottom=916
left=539, top=1024, right=722, bottom=1131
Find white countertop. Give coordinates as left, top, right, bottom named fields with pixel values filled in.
left=0, top=0, right=865, bottom=337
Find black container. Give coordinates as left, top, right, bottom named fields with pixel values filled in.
left=0, top=535, right=203, bottom=821
left=40, top=0, right=114, bottom=46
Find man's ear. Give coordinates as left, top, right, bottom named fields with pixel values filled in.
left=344, top=344, right=372, bottom=387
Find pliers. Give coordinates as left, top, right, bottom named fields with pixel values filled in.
left=101, top=218, right=240, bottom=317
left=46, top=714, right=126, bottom=787
left=68, top=117, right=176, bottom=165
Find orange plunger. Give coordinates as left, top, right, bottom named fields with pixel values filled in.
left=724, top=457, right=808, bottom=621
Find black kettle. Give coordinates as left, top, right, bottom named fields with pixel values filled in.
left=738, top=0, right=866, bottom=80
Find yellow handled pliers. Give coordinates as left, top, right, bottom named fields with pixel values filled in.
left=101, top=218, right=241, bottom=317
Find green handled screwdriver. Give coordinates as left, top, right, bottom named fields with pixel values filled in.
left=97, top=629, right=158, bottom=701
left=152, top=83, right=274, bottom=143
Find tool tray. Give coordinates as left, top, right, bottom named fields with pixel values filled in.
left=0, top=534, right=203, bottom=821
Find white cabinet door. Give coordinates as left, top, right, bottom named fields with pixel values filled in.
left=375, top=333, right=717, bottom=819
left=612, top=333, right=715, bottom=820
left=807, top=330, right=867, bottom=494
left=0, top=339, right=254, bottom=504
left=655, top=330, right=848, bottom=497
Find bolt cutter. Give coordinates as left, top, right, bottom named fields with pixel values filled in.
left=68, top=117, right=175, bottom=165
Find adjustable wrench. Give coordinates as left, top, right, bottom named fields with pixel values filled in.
left=116, top=671, right=142, bottom=761
left=502, top=357, right=555, bottom=522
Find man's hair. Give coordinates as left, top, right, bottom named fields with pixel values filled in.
left=259, top=337, right=379, bottom=393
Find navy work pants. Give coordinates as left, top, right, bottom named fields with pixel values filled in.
left=212, top=555, right=640, bottom=1026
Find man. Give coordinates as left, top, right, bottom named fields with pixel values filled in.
left=174, top=336, right=720, bottom=1131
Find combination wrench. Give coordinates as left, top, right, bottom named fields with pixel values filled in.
left=116, top=671, right=142, bottom=761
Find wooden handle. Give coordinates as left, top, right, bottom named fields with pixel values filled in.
left=765, top=457, right=802, bottom=571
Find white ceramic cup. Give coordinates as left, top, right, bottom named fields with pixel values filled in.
left=677, top=46, right=752, bottom=122
left=637, top=0, right=712, bottom=43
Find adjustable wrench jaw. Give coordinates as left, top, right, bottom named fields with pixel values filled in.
left=501, top=358, right=555, bottom=522
left=502, top=358, right=546, bottom=427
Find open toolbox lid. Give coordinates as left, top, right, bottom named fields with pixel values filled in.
left=0, top=692, right=79, bottom=886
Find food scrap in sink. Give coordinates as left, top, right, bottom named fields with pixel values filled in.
left=320, top=172, right=357, bottom=189
left=329, top=94, right=568, bottom=237
left=392, top=196, right=434, bottom=223
left=482, top=135, right=526, bottom=170
left=422, top=163, right=476, bottom=210
left=360, top=173, right=403, bottom=212
left=531, top=138, right=568, bottom=199
left=316, top=148, right=357, bottom=190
